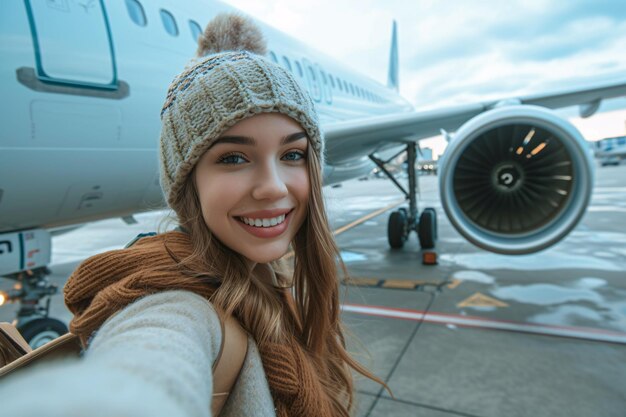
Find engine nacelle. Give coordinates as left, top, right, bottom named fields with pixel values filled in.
left=439, top=105, right=594, bottom=254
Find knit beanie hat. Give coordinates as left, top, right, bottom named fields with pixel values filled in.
left=158, top=13, right=323, bottom=214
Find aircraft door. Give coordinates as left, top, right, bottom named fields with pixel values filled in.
left=24, top=0, right=117, bottom=89
left=302, top=58, right=322, bottom=103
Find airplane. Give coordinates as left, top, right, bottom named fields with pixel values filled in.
left=2, top=0, right=626, bottom=347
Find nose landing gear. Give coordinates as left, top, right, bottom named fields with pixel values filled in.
left=1, top=267, right=68, bottom=348
left=370, top=142, right=438, bottom=250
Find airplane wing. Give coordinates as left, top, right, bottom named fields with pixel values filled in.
left=324, top=77, right=626, bottom=163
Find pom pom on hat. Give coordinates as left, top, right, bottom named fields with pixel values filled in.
left=196, top=13, right=267, bottom=57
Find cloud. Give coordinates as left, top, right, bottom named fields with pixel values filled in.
left=223, top=0, right=626, bottom=110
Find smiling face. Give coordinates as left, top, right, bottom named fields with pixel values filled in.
left=193, top=113, right=310, bottom=264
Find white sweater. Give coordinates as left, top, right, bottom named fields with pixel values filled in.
left=0, top=291, right=276, bottom=417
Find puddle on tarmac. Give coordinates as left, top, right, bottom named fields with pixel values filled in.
left=573, top=277, right=607, bottom=289
left=588, top=206, right=626, bottom=213
left=340, top=251, right=368, bottom=263
left=568, top=230, right=626, bottom=244
left=451, top=270, right=495, bottom=284
left=439, top=252, right=623, bottom=272
left=492, top=284, right=604, bottom=306
left=529, top=305, right=606, bottom=326
left=594, top=187, right=626, bottom=193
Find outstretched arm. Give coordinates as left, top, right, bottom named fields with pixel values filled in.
left=0, top=290, right=221, bottom=417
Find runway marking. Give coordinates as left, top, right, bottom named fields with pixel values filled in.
left=283, top=199, right=404, bottom=260
left=446, top=279, right=462, bottom=289
left=343, top=277, right=382, bottom=287
left=457, top=292, right=508, bottom=308
left=341, top=303, right=626, bottom=345
left=342, top=277, right=443, bottom=289
left=333, top=199, right=405, bottom=236
left=382, top=279, right=420, bottom=289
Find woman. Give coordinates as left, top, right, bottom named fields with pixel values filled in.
left=0, top=13, right=386, bottom=417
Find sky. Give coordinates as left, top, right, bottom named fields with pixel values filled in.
left=222, top=0, right=626, bottom=157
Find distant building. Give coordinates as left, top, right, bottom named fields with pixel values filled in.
left=418, top=147, right=433, bottom=161
left=593, top=136, right=626, bottom=152
left=593, top=135, right=626, bottom=166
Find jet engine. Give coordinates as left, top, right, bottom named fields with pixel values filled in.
left=439, top=105, right=594, bottom=254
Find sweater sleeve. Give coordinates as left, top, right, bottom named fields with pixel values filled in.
left=0, top=290, right=222, bottom=417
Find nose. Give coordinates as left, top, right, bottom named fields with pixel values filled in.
left=251, top=159, right=288, bottom=201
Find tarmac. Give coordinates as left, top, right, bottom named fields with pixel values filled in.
left=1, top=163, right=625, bottom=417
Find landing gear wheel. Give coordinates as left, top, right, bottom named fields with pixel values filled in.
left=418, top=208, right=437, bottom=249
left=18, top=318, right=68, bottom=349
left=388, top=209, right=409, bottom=249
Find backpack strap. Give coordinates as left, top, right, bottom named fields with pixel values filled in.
left=0, top=322, right=33, bottom=368
left=211, top=314, right=249, bottom=416
left=0, top=330, right=81, bottom=377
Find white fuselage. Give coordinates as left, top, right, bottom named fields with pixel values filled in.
left=0, top=0, right=413, bottom=233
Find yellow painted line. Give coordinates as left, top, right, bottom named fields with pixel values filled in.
left=457, top=292, right=509, bottom=308
left=382, top=279, right=418, bottom=290
left=447, top=279, right=462, bottom=289
left=283, top=198, right=404, bottom=260
left=413, top=279, right=441, bottom=287
left=333, top=199, right=405, bottom=236
left=343, top=277, right=382, bottom=287
left=342, top=277, right=444, bottom=290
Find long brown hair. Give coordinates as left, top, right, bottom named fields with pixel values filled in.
left=160, top=136, right=388, bottom=414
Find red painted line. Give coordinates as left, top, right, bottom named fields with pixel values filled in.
left=341, top=303, right=626, bottom=344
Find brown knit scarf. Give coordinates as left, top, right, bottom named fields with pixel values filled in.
left=64, top=231, right=335, bottom=417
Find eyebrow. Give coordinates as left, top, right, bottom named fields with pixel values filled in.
left=212, top=131, right=308, bottom=147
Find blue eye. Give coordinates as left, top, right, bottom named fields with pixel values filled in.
left=283, top=151, right=305, bottom=161
left=218, top=153, right=248, bottom=164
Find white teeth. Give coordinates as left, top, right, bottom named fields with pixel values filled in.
left=240, top=214, right=287, bottom=228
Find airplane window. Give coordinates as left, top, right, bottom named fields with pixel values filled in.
left=269, top=51, right=278, bottom=63
left=328, top=75, right=335, bottom=89
left=282, top=56, right=292, bottom=72
left=189, top=20, right=202, bottom=43
left=295, top=60, right=303, bottom=77
left=343, top=80, right=349, bottom=93
left=160, top=9, right=178, bottom=36
left=125, top=0, right=147, bottom=27
left=320, top=70, right=327, bottom=85
left=350, top=84, right=355, bottom=95
left=336, top=78, right=342, bottom=91
left=307, top=66, right=316, bottom=81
